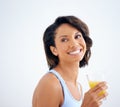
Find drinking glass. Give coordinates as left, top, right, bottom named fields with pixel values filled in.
left=86, top=72, right=106, bottom=96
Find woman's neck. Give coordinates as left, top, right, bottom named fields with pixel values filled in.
left=54, top=62, right=79, bottom=85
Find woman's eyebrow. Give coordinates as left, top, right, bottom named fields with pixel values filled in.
left=58, top=35, right=68, bottom=38
left=56, top=32, right=82, bottom=38
left=75, top=31, right=82, bottom=35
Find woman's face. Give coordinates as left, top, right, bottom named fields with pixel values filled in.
left=50, top=24, right=86, bottom=64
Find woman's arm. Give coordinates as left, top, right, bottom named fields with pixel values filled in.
left=32, top=73, right=63, bottom=107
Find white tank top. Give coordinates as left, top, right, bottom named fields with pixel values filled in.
left=49, top=69, right=83, bottom=107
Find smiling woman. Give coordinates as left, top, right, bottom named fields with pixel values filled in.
left=32, top=16, right=108, bottom=107
left=51, top=24, right=86, bottom=63
left=43, top=16, right=92, bottom=69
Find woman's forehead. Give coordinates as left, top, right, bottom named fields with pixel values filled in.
left=55, top=24, right=82, bottom=37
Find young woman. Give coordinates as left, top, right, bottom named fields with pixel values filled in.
left=32, top=16, right=108, bottom=107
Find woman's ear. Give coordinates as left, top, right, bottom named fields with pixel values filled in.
left=50, top=46, right=58, bottom=56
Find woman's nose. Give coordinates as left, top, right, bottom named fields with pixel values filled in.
left=69, top=39, right=79, bottom=48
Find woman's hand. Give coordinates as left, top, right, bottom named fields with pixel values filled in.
left=81, top=81, right=108, bottom=107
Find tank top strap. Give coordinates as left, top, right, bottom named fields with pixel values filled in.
left=49, top=69, right=83, bottom=107
left=49, top=69, right=66, bottom=90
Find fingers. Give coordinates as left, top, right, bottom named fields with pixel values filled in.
left=91, top=81, right=107, bottom=92
left=89, top=81, right=107, bottom=93
left=96, top=82, right=107, bottom=91
left=88, top=81, right=108, bottom=100
left=82, top=82, right=108, bottom=107
left=96, top=91, right=108, bottom=101
left=97, top=100, right=102, bottom=106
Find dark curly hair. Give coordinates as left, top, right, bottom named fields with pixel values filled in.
left=43, top=16, right=93, bottom=70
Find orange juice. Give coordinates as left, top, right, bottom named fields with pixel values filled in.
left=89, top=81, right=99, bottom=88
left=89, top=81, right=105, bottom=96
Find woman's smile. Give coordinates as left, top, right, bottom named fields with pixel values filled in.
left=68, top=49, right=80, bottom=55
left=67, top=48, right=85, bottom=60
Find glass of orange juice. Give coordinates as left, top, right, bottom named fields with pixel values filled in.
left=86, top=72, right=106, bottom=96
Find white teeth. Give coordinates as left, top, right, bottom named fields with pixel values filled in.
left=69, top=50, right=80, bottom=55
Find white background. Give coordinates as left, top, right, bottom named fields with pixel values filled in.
left=0, top=0, right=120, bottom=107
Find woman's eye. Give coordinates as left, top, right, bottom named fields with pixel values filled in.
left=61, top=38, right=68, bottom=42
left=75, top=34, right=81, bottom=39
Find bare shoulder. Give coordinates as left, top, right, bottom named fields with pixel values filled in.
left=32, top=72, right=63, bottom=107
left=34, top=72, right=62, bottom=92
